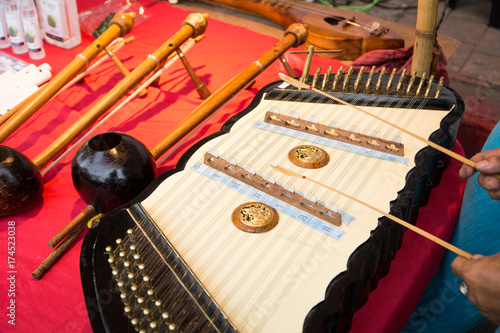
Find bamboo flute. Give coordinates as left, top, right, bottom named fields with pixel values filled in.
left=31, top=13, right=209, bottom=170
left=0, top=13, right=136, bottom=142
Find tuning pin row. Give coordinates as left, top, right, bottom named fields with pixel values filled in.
left=302, top=65, right=445, bottom=98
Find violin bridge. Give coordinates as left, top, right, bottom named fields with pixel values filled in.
left=204, top=153, right=342, bottom=227
left=264, top=111, right=405, bottom=156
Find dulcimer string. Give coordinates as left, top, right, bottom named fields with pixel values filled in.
left=96, top=70, right=454, bottom=327
left=36, top=23, right=310, bottom=279
left=278, top=73, right=475, bottom=168
left=271, top=164, right=473, bottom=260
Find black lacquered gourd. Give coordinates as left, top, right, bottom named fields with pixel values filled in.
left=0, top=146, right=43, bottom=216
left=71, top=132, right=158, bottom=214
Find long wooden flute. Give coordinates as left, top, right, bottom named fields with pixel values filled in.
left=31, top=12, right=209, bottom=170
left=0, top=13, right=136, bottom=143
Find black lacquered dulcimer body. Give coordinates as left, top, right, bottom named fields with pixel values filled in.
left=81, top=69, right=464, bottom=332
left=199, top=0, right=404, bottom=59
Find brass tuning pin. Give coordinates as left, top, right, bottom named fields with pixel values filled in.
left=376, top=67, right=386, bottom=90
left=312, top=66, right=321, bottom=88
left=435, top=76, right=445, bottom=98
left=415, top=72, right=428, bottom=96
left=406, top=71, right=417, bottom=94
left=354, top=66, right=364, bottom=91
left=332, top=66, right=343, bottom=91
left=365, top=66, right=376, bottom=90
left=396, top=68, right=407, bottom=92
left=424, top=74, right=435, bottom=98
left=322, top=66, right=332, bottom=91
left=386, top=68, right=396, bottom=91
left=343, top=66, right=353, bottom=90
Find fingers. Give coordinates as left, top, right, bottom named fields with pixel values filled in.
left=477, top=173, right=500, bottom=200
left=459, top=148, right=500, bottom=201
left=451, top=255, right=470, bottom=278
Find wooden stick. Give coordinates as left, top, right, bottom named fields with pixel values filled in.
left=272, top=165, right=472, bottom=259
left=0, top=13, right=136, bottom=143
left=104, top=47, right=148, bottom=97
left=278, top=73, right=475, bottom=168
left=32, top=219, right=88, bottom=280
left=47, top=205, right=95, bottom=248
left=278, top=55, right=296, bottom=77
left=176, top=48, right=211, bottom=99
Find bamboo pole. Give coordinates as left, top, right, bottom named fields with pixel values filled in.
left=411, top=0, right=439, bottom=77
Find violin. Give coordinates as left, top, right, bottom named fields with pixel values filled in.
left=199, top=0, right=404, bottom=59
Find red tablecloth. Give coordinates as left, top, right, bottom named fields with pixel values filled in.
left=0, top=1, right=465, bottom=332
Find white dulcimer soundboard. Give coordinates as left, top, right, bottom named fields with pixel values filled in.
left=81, top=67, right=463, bottom=333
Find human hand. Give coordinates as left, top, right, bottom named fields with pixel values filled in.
left=459, top=147, right=500, bottom=200
left=451, top=253, right=500, bottom=325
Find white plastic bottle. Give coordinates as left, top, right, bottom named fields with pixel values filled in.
left=0, top=2, right=11, bottom=48
left=3, top=0, right=27, bottom=54
left=21, top=0, right=44, bottom=59
left=36, top=0, right=81, bottom=49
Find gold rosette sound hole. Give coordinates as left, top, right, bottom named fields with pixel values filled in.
left=288, top=145, right=330, bottom=169
left=232, top=202, right=279, bottom=233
